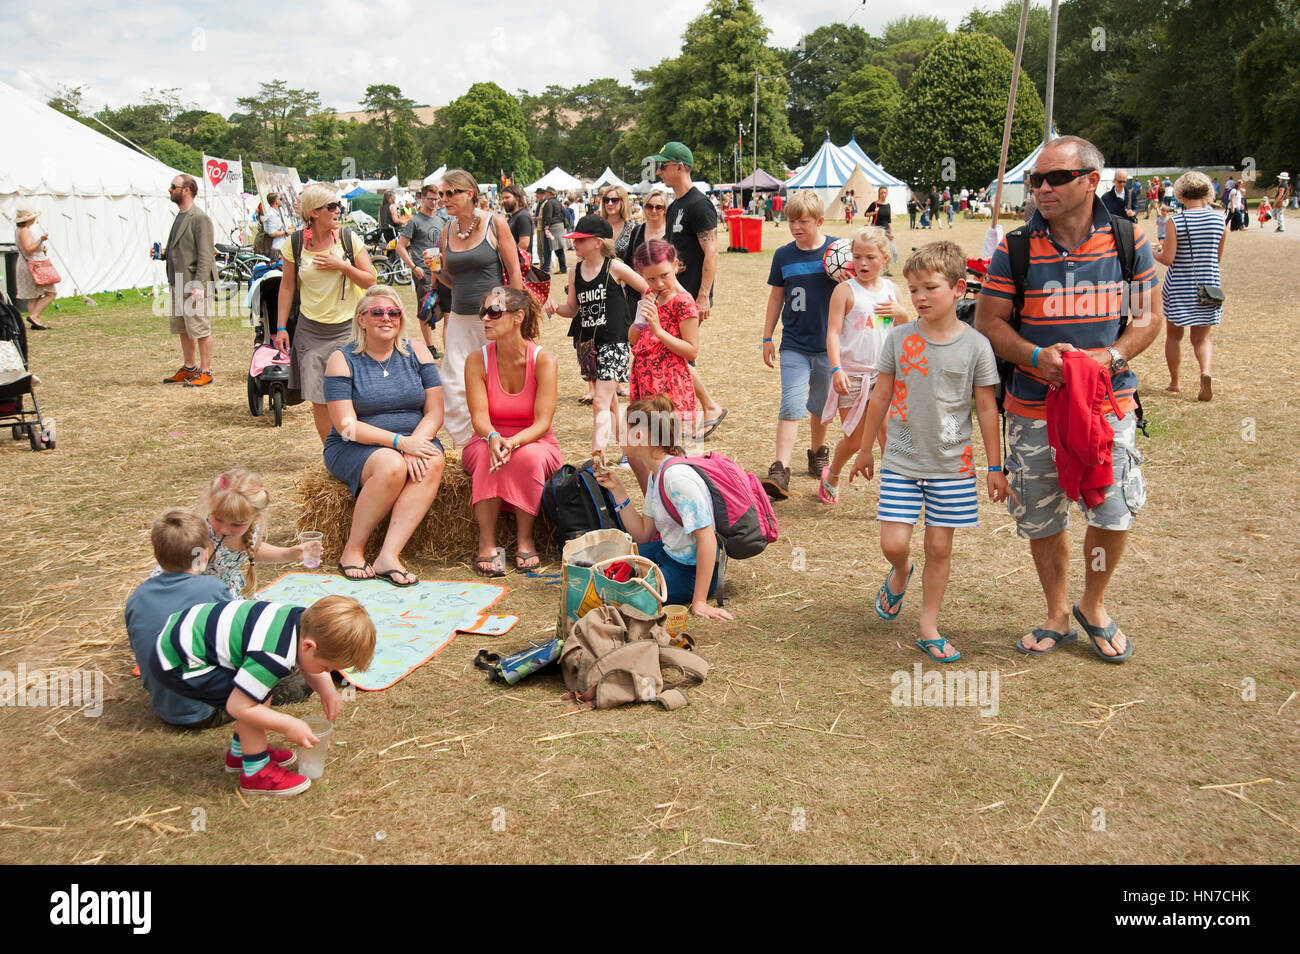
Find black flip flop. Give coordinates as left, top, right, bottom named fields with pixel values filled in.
left=374, top=568, right=419, bottom=587
left=1014, top=627, right=1079, bottom=655
left=698, top=408, right=728, bottom=440
left=337, top=562, right=373, bottom=581
left=1073, top=604, right=1133, bottom=663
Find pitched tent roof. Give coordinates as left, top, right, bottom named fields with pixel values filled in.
left=0, top=79, right=245, bottom=293
left=838, top=138, right=906, bottom=187
left=834, top=165, right=874, bottom=206
left=423, top=165, right=447, bottom=186
left=734, top=168, right=783, bottom=191
left=592, top=167, right=631, bottom=191
left=524, top=166, right=584, bottom=193
left=987, top=128, right=1061, bottom=208
left=784, top=136, right=857, bottom=190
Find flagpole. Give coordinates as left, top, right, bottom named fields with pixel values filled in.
left=991, top=0, right=1032, bottom=228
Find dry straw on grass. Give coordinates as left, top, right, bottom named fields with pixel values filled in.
left=291, top=452, right=557, bottom=564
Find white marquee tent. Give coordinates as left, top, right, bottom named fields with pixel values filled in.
left=0, top=80, right=245, bottom=294
left=592, top=167, right=631, bottom=192
left=838, top=138, right=908, bottom=217
left=525, top=167, right=584, bottom=194
left=784, top=136, right=858, bottom=212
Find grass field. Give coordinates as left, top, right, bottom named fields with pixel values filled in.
left=1, top=215, right=1296, bottom=864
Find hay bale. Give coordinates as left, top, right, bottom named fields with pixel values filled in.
left=291, top=452, right=556, bottom=565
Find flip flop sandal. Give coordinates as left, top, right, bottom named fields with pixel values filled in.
left=374, top=568, right=419, bottom=587
left=697, top=408, right=728, bottom=440
left=818, top=465, right=840, bottom=505
left=474, top=547, right=506, bottom=578
left=1014, top=627, right=1079, bottom=655
left=874, top=563, right=913, bottom=620
left=915, top=637, right=962, bottom=663
left=514, top=551, right=541, bottom=572
left=337, top=562, right=373, bottom=581
left=1073, top=604, right=1134, bottom=663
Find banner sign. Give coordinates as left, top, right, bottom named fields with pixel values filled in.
left=202, top=154, right=244, bottom=194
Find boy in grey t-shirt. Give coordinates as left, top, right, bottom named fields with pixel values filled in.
left=850, top=242, right=1009, bottom=663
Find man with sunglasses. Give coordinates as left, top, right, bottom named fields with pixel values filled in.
left=976, top=135, right=1160, bottom=665
left=397, top=184, right=444, bottom=347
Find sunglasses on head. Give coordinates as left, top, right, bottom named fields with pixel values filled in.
left=366, top=306, right=402, bottom=318
left=1028, top=168, right=1095, bottom=188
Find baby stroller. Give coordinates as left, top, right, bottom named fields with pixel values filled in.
left=246, top=261, right=297, bottom=426
left=0, top=291, right=53, bottom=451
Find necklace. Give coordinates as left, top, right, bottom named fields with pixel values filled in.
left=373, top=350, right=394, bottom=377
left=455, top=213, right=476, bottom=240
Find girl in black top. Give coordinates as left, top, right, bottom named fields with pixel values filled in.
left=545, top=214, right=649, bottom=460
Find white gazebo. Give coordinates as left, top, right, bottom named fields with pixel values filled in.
left=525, top=167, right=584, bottom=194
left=592, top=166, right=631, bottom=191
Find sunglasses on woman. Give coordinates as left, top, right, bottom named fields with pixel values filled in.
left=1028, top=168, right=1094, bottom=188
left=604, top=195, right=621, bottom=204
left=366, top=306, right=403, bottom=318
left=440, top=188, right=467, bottom=198
left=645, top=204, right=665, bottom=212
left=480, top=304, right=508, bottom=319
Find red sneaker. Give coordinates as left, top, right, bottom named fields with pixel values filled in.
left=239, top=761, right=311, bottom=796
left=225, top=746, right=298, bottom=774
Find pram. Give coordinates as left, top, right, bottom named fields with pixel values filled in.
left=0, top=291, right=53, bottom=451
left=245, top=262, right=298, bottom=427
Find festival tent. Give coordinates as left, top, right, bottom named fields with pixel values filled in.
left=988, top=128, right=1060, bottom=208
left=592, top=167, right=631, bottom=191
left=525, top=167, right=583, bottom=194
left=423, top=166, right=447, bottom=187
left=837, top=138, right=908, bottom=216
left=833, top=165, right=874, bottom=214
left=0, top=80, right=246, bottom=294
left=783, top=136, right=858, bottom=211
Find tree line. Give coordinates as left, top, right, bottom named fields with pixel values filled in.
left=49, top=0, right=1298, bottom=189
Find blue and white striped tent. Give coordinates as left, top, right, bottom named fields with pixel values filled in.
left=784, top=136, right=859, bottom=211
left=837, top=137, right=908, bottom=217
left=989, top=128, right=1060, bottom=208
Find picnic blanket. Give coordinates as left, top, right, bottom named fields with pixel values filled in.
left=256, top=572, right=506, bottom=690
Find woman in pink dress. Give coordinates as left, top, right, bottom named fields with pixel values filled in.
left=463, top=286, right=562, bottom=575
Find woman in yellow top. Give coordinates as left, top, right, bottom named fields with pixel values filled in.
left=275, top=184, right=377, bottom=441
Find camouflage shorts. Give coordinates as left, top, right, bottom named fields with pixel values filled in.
left=1005, top=413, right=1146, bottom=539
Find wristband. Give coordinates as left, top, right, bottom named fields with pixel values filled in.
left=392, top=434, right=400, bottom=450
left=830, top=365, right=841, bottom=375
left=763, top=337, right=772, bottom=343
left=276, top=327, right=286, bottom=333
left=987, top=465, right=1003, bottom=473
left=488, top=430, right=500, bottom=443
left=1031, top=347, right=1042, bottom=368
left=614, top=498, right=633, bottom=513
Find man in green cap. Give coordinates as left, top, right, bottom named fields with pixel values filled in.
left=648, top=141, right=727, bottom=438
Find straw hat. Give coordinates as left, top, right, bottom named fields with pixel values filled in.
left=15, top=206, right=40, bottom=225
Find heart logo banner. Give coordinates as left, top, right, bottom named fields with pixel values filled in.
left=202, top=155, right=243, bottom=194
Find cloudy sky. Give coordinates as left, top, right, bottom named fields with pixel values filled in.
left=4, top=0, right=978, bottom=114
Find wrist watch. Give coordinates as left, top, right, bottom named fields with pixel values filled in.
left=1106, top=347, right=1127, bottom=373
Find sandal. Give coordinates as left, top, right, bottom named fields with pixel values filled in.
left=697, top=408, right=728, bottom=440
left=374, top=567, right=419, bottom=587
left=514, top=550, right=541, bottom=572
left=337, top=562, right=373, bottom=581
left=474, top=547, right=506, bottom=578
left=1014, top=627, right=1079, bottom=655
left=27, top=318, right=49, bottom=331
left=1073, top=604, right=1133, bottom=663
left=915, top=637, right=962, bottom=663
left=874, top=563, right=913, bottom=620
left=818, top=465, right=840, bottom=505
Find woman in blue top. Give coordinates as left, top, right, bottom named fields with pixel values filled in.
left=323, top=286, right=446, bottom=586
left=594, top=394, right=735, bottom=621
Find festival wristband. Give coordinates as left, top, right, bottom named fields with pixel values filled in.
left=1031, top=347, right=1042, bottom=368
left=830, top=366, right=841, bottom=375
left=763, top=337, right=772, bottom=342
left=488, top=431, right=500, bottom=443
left=392, top=434, right=401, bottom=450
left=614, top=498, right=633, bottom=513
left=988, top=465, right=1003, bottom=473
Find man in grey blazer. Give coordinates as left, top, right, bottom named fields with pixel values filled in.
left=159, top=174, right=217, bottom=386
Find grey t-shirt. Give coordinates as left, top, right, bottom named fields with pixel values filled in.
left=166, top=209, right=189, bottom=251
left=877, top=322, right=998, bottom=479
left=400, top=210, right=442, bottom=258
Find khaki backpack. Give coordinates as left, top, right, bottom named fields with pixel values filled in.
left=560, top=604, right=709, bottom=711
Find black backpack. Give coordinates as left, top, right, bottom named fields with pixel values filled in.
left=541, top=462, right=625, bottom=551
left=1001, top=214, right=1146, bottom=435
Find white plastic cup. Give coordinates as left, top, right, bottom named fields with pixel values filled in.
left=423, top=247, right=441, bottom=271
left=297, top=716, right=333, bottom=779
left=299, top=531, right=323, bottom=569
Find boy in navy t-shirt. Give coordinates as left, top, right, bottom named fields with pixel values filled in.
left=760, top=190, right=837, bottom=499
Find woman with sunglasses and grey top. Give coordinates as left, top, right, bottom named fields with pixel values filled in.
left=433, top=169, right=523, bottom=447
left=275, top=184, right=377, bottom=442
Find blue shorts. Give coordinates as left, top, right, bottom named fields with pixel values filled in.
left=779, top=349, right=831, bottom=421
left=638, top=539, right=718, bottom=606
left=877, top=470, right=979, bottom=527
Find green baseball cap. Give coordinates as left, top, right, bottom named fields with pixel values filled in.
left=647, top=141, right=694, bottom=167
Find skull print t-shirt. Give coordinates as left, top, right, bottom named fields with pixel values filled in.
left=875, top=322, right=998, bottom=480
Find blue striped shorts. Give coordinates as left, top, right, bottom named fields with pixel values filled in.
left=877, top=470, right=979, bottom=527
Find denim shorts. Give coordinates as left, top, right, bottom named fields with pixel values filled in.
left=638, top=539, right=718, bottom=606
left=779, top=349, right=831, bottom=421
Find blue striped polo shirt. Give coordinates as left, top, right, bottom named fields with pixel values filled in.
left=982, top=198, right=1158, bottom=419
left=767, top=237, right=837, bottom=354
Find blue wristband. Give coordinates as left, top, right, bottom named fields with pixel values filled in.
left=830, top=365, right=841, bottom=375
left=392, top=433, right=400, bottom=450
left=1031, top=347, right=1042, bottom=368
left=763, top=337, right=772, bottom=342
left=988, top=465, right=1003, bottom=473
left=487, top=430, right=500, bottom=442
left=614, top=498, right=632, bottom=512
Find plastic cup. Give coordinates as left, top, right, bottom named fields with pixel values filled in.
left=296, top=716, right=332, bottom=779
left=299, top=531, right=323, bottom=569
left=663, top=604, right=689, bottom=638
left=424, top=247, right=441, bottom=271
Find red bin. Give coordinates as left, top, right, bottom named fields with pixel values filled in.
left=739, top=215, right=764, bottom=253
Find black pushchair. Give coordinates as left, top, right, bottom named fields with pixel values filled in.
left=246, top=262, right=298, bottom=426
left=0, top=292, right=53, bottom=451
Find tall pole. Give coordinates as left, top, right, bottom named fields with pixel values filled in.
left=1044, top=0, right=1059, bottom=142
left=992, top=0, right=1032, bottom=227
left=753, top=68, right=759, bottom=179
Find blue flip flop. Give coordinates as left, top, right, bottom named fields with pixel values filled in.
left=915, top=637, right=962, bottom=663
left=1073, top=604, right=1133, bottom=663
left=874, top=563, right=913, bottom=620
left=1014, top=627, right=1079, bottom=655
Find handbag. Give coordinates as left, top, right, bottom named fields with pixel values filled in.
left=27, top=259, right=60, bottom=286
left=556, top=529, right=666, bottom=641
left=1178, top=214, right=1225, bottom=307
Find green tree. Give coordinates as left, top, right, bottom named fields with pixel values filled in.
left=429, top=82, right=540, bottom=182
left=881, top=32, right=1044, bottom=190
left=631, top=0, right=798, bottom=182
left=1234, top=4, right=1300, bottom=185
left=191, top=113, right=232, bottom=156
left=297, top=113, right=345, bottom=180
left=150, top=137, right=201, bottom=175
left=959, top=1, right=1051, bottom=103
left=871, top=16, right=949, bottom=89
left=361, top=83, right=421, bottom=177
left=519, top=79, right=639, bottom=177
left=47, top=84, right=86, bottom=118
left=234, top=80, right=322, bottom=165
left=821, top=65, right=902, bottom=156
left=782, top=23, right=879, bottom=162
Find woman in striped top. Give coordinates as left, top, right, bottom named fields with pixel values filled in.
left=1154, top=171, right=1226, bottom=402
